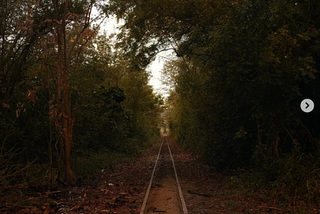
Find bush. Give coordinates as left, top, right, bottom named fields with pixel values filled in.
left=72, top=149, right=128, bottom=182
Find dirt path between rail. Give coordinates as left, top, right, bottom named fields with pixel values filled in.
left=147, top=176, right=180, bottom=213
left=145, top=141, right=181, bottom=214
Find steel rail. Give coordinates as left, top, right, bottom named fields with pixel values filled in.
left=139, top=138, right=164, bottom=214
left=166, top=137, right=189, bottom=214
left=139, top=136, right=188, bottom=214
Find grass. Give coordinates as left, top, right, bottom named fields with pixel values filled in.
left=72, top=149, right=129, bottom=182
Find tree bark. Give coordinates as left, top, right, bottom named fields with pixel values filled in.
left=51, top=0, right=95, bottom=185
left=273, top=134, right=280, bottom=159
left=54, top=0, right=76, bottom=185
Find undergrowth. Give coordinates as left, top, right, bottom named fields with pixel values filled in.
left=228, top=142, right=320, bottom=207
left=72, top=149, right=128, bottom=182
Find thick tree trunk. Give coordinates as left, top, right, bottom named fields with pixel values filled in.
left=63, top=128, right=75, bottom=185
left=56, top=53, right=76, bottom=185
left=51, top=0, right=93, bottom=185
left=62, top=76, right=75, bottom=185
left=54, top=0, right=76, bottom=184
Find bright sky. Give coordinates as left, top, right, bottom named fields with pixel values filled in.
left=96, top=12, right=173, bottom=98
left=146, top=50, right=175, bottom=98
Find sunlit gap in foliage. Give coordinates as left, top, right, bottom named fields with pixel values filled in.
left=147, top=49, right=177, bottom=99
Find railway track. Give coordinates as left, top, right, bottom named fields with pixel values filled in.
left=140, top=136, right=188, bottom=214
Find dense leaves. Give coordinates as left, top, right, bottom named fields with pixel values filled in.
left=0, top=0, right=162, bottom=189
left=108, top=0, right=320, bottom=201
left=1, top=0, right=320, bottom=206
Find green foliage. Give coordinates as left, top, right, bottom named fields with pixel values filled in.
left=0, top=1, right=163, bottom=187
left=109, top=0, right=320, bottom=202
left=231, top=142, right=320, bottom=203
left=72, top=149, right=127, bottom=182
left=161, top=0, right=320, bottom=166
left=72, top=44, right=162, bottom=158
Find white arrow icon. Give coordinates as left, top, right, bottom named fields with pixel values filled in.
left=300, top=99, right=314, bottom=113
left=305, top=102, right=309, bottom=109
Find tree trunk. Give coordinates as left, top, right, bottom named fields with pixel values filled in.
left=62, top=74, right=75, bottom=185
left=54, top=0, right=75, bottom=185
left=272, top=134, right=280, bottom=159
left=51, top=0, right=94, bottom=185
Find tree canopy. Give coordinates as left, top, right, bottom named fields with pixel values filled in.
left=108, top=0, right=320, bottom=199
left=0, top=0, right=163, bottom=187
left=1, top=0, right=320, bottom=205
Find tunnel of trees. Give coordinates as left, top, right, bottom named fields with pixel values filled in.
left=108, top=0, right=320, bottom=200
left=1, top=0, right=320, bottom=207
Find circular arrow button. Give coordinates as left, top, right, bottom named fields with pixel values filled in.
left=300, top=99, right=314, bottom=113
